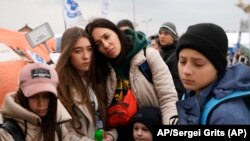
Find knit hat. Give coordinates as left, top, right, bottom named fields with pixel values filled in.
left=159, top=22, right=178, bottom=40
left=20, top=63, right=58, bottom=97
left=132, top=107, right=162, bottom=132
left=176, top=23, right=228, bottom=75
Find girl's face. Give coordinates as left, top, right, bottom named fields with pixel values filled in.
left=133, top=122, right=153, bottom=141
left=28, top=92, right=51, bottom=117
left=70, top=37, right=92, bottom=72
left=178, top=48, right=218, bottom=93
left=91, top=27, right=121, bottom=59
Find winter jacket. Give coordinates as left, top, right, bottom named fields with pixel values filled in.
left=0, top=93, right=72, bottom=141
left=66, top=88, right=117, bottom=141
left=106, top=47, right=179, bottom=125
left=160, top=42, right=185, bottom=99
left=177, top=64, right=250, bottom=124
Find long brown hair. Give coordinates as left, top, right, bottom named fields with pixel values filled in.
left=56, top=27, right=107, bottom=134
left=15, top=89, right=58, bottom=141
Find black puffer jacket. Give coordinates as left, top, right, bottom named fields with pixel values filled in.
left=160, top=42, right=185, bottom=99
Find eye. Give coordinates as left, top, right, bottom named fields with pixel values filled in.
left=194, top=63, right=204, bottom=67
left=142, top=127, right=149, bottom=132
left=179, top=58, right=187, bottom=64
left=103, top=34, right=109, bottom=40
left=43, top=93, right=51, bottom=98
left=87, top=46, right=92, bottom=52
left=73, top=49, right=81, bottom=53
left=95, top=42, right=101, bottom=48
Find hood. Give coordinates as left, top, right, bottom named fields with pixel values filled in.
left=112, top=29, right=147, bottom=79
left=1, top=93, right=71, bottom=125
left=213, top=64, right=250, bottom=99
left=124, top=29, right=147, bottom=59
left=1, top=93, right=41, bottom=125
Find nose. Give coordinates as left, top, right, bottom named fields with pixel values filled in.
left=182, top=63, right=192, bottom=75
left=137, top=129, right=143, bottom=136
left=82, top=50, right=90, bottom=59
left=37, top=97, right=46, bottom=106
left=102, top=40, right=109, bottom=49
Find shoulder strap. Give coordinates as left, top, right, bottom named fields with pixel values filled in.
left=0, top=119, right=25, bottom=141
left=139, top=48, right=153, bottom=84
left=201, top=90, right=250, bottom=125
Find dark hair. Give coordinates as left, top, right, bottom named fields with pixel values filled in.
left=15, top=88, right=59, bottom=141
left=117, top=19, right=134, bottom=30
left=56, top=27, right=107, bottom=134
left=85, top=18, right=132, bottom=83
left=150, top=35, right=160, bottom=46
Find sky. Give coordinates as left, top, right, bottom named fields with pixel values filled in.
left=1, top=0, right=250, bottom=37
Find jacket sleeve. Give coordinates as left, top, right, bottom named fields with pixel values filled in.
left=0, top=128, right=15, bottom=141
left=64, top=122, right=94, bottom=141
left=106, top=128, right=118, bottom=141
left=146, top=48, right=179, bottom=124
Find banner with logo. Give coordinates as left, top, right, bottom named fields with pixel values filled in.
left=63, top=0, right=87, bottom=29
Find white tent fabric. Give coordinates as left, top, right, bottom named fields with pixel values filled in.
left=0, top=43, right=21, bottom=62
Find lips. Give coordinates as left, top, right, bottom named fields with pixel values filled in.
left=83, top=62, right=90, bottom=65
left=181, top=79, right=194, bottom=85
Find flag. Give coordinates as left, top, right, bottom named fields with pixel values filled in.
left=63, top=0, right=87, bottom=29
left=101, top=0, right=110, bottom=16
left=236, top=31, right=241, bottom=49
left=26, top=50, right=46, bottom=64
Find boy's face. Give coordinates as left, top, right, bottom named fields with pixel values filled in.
left=133, top=122, right=153, bottom=141
left=178, top=48, right=217, bottom=93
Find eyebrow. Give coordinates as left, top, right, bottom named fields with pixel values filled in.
left=179, top=56, right=205, bottom=61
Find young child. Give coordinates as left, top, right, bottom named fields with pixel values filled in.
left=132, top=107, right=162, bottom=141
left=0, top=63, right=71, bottom=141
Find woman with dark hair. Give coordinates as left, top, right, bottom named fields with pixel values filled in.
left=86, top=18, right=178, bottom=141
left=117, top=19, right=134, bottom=31
left=56, top=27, right=117, bottom=141
left=0, top=63, right=71, bottom=141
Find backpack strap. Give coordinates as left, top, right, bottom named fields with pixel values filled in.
left=139, top=48, right=153, bottom=84
left=201, top=90, right=250, bottom=125
left=1, top=119, right=25, bottom=141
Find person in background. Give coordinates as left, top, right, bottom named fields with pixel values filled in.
left=158, top=22, right=185, bottom=99
left=56, top=27, right=116, bottom=141
left=132, top=107, right=162, bottom=141
left=0, top=63, right=71, bottom=141
left=149, top=35, right=161, bottom=51
left=176, top=23, right=250, bottom=124
left=86, top=18, right=178, bottom=141
left=117, top=19, right=135, bottom=31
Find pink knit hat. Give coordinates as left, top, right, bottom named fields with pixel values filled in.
left=20, top=63, right=58, bottom=97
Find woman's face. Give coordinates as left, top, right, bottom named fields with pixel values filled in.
left=28, top=92, right=51, bottom=117
left=178, top=48, right=218, bottom=93
left=91, top=27, right=121, bottom=59
left=133, top=122, right=153, bottom=141
left=70, top=37, right=92, bottom=73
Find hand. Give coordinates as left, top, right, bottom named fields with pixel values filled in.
left=102, top=134, right=114, bottom=141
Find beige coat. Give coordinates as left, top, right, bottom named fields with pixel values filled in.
left=0, top=93, right=72, bottom=141
left=106, top=47, right=179, bottom=124
left=65, top=88, right=117, bottom=141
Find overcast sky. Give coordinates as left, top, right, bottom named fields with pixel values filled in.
left=1, top=0, right=250, bottom=37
